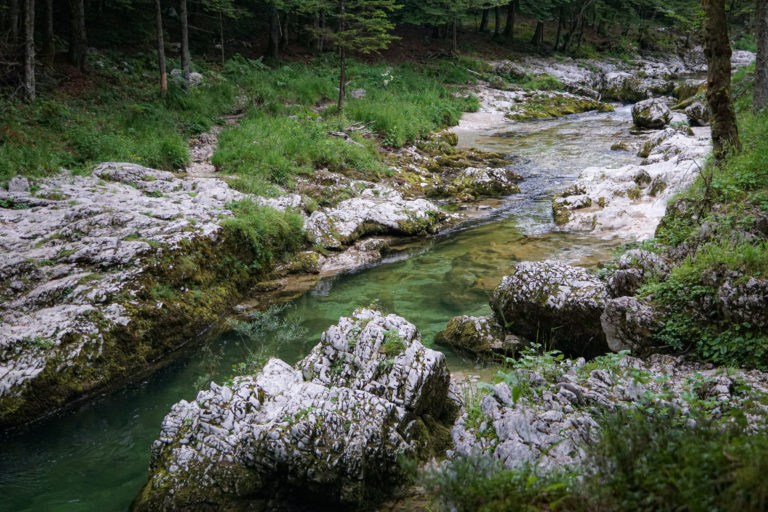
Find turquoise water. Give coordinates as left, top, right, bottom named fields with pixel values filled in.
left=0, top=105, right=638, bottom=512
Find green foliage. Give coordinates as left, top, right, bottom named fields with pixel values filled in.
left=381, top=329, right=406, bottom=356
left=221, top=199, right=305, bottom=272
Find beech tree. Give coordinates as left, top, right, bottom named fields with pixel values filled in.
left=755, top=0, right=768, bottom=111
left=702, top=0, right=741, bottom=159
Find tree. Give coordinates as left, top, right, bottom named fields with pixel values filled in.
left=702, top=0, right=741, bottom=159
left=180, top=0, right=190, bottom=87
left=330, top=0, right=399, bottom=110
left=755, top=0, right=768, bottom=111
left=503, top=0, right=517, bottom=38
left=23, top=0, right=34, bottom=101
left=155, top=0, right=168, bottom=95
left=42, top=0, right=55, bottom=69
left=68, top=0, right=87, bottom=71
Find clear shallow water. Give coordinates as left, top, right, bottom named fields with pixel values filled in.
left=0, top=105, right=639, bottom=512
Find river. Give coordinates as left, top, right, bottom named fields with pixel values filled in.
left=0, top=104, right=641, bottom=512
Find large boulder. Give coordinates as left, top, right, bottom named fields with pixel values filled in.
left=685, top=102, right=710, bottom=126
left=306, top=188, right=446, bottom=249
left=489, top=261, right=609, bottom=357
left=601, top=296, right=663, bottom=353
left=435, top=315, right=524, bottom=359
left=134, top=309, right=456, bottom=511
left=632, top=98, right=672, bottom=129
left=601, top=72, right=648, bottom=102
left=607, top=249, right=670, bottom=297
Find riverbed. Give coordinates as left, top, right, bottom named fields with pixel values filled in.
left=0, top=105, right=642, bottom=512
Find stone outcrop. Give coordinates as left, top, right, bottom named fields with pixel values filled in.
left=601, top=296, right=663, bottom=353
left=603, top=72, right=649, bottom=102
left=685, top=102, right=710, bottom=126
left=134, top=309, right=457, bottom=511
left=450, top=353, right=768, bottom=471
left=607, top=249, right=670, bottom=297
left=489, top=261, right=609, bottom=357
left=435, top=315, right=524, bottom=359
left=306, top=187, right=446, bottom=250
left=632, top=98, right=672, bottom=129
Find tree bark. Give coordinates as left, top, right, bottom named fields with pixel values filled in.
left=154, top=0, right=167, bottom=95
left=23, top=0, right=35, bottom=101
left=503, top=0, right=516, bottom=38
left=755, top=0, right=768, bottom=111
left=10, top=0, right=20, bottom=44
left=479, top=8, right=489, bottom=32
left=68, top=0, right=87, bottom=70
left=555, top=8, right=564, bottom=51
left=531, top=20, right=544, bottom=46
left=452, top=20, right=458, bottom=54
left=494, top=6, right=501, bottom=37
left=42, top=0, right=55, bottom=69
left=179, top=0, right=190, bottom=87
left=337, top=0, right=345, bottom=111
left=218, top=11, right=225, bottom=65
left=267, top=6, right=280, bottom=59
left=702, top=0, right=741, bottom=159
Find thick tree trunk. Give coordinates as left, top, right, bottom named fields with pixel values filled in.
left=179, top=0, right=190, bottom=87
left=479, top=8, right=489, bottom=32
left=494, top=7, right=501, bottom=37
left=503, top=1, right=516, bottom=38
left=555, top=8, right=564, bottom=51
left=154, top=0, right=167, bottom=95
left=702, top=0, right=741, bottom=159
left=23, top=0, right=35, bottom=101
left=42, top=0, right=55, bottom=69
left=218, top=11, right=225, bottom=65
left=337, top=0, right=345, bottom=111
left=68, top=0, right=87, bottom=70
left=531, top=20, right=544, bottom=46
left=755, top=0, right=768, bottom=111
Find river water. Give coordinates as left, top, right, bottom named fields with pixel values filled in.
left=0, top=105, right=641, bottom=512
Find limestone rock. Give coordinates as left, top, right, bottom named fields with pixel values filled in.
left=134, top=310, right=456, bottom=511
left=685, top=102, right=709, bottom=126
left=608, top=249, right=670, bottom=297
left=601, top=296, right=663, bottom=353
left=632, top=98, right=671, bottom=129
left=602, top=72, right=648, bottom=102
left=452, top=167, right=521, bottom=197
left=305, top=187, right=445, bottom=249
left=490, top=261, right=609, bottom=357
left=435, top=315, right=524, bottom=359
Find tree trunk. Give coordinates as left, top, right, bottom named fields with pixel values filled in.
left=154, top=0, right=167, bottom=95
left=531, top=20, right=544, bottom=46
left=10, top=0, right=20, bottom=44
left=42, top=0, right=55, bottom=69
left=68, top=0, right=87, bottom=70
left=494, top=7, right=501, bottom=37
left=179, top=0, right=190, bottom=87
left=267, top=6, right=280, bottom=59
left=23, top=0, right=35, bottom=101
left=503, top=1, right=516, bottom=38
left=702, top=0, right=741, bottom=159
left=219, top=11, right=225, bottom=65
left=555, top=8, right=564, bottom=51
left=280, top=11, right=289, bottom=49
left=479, top=8, right=489, bottom=32
left=337, top=0, right=345, bottom=111
left=755, top=0, right=768, bottom=111
left=452, top=20, right=457, bottom=54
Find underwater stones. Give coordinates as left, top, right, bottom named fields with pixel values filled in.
left=435, top=315, right=523, bottom=359
left=135, top=310, right=456, bottom=511
left=685, top=102, right=710, bottom=126
left=490, top=261, right=609, bottom=357
left=601, top=297, right=663, bottom=353
left=632, top=98, right=672, bottom=129
left=305, top=188, right=445, bottom=250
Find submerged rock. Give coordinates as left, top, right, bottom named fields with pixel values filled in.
left=134, top=309, right=456, bottom=511
left=632, top=98, right=672, bottom=129
left=490, top=261, right=609, bottom=357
